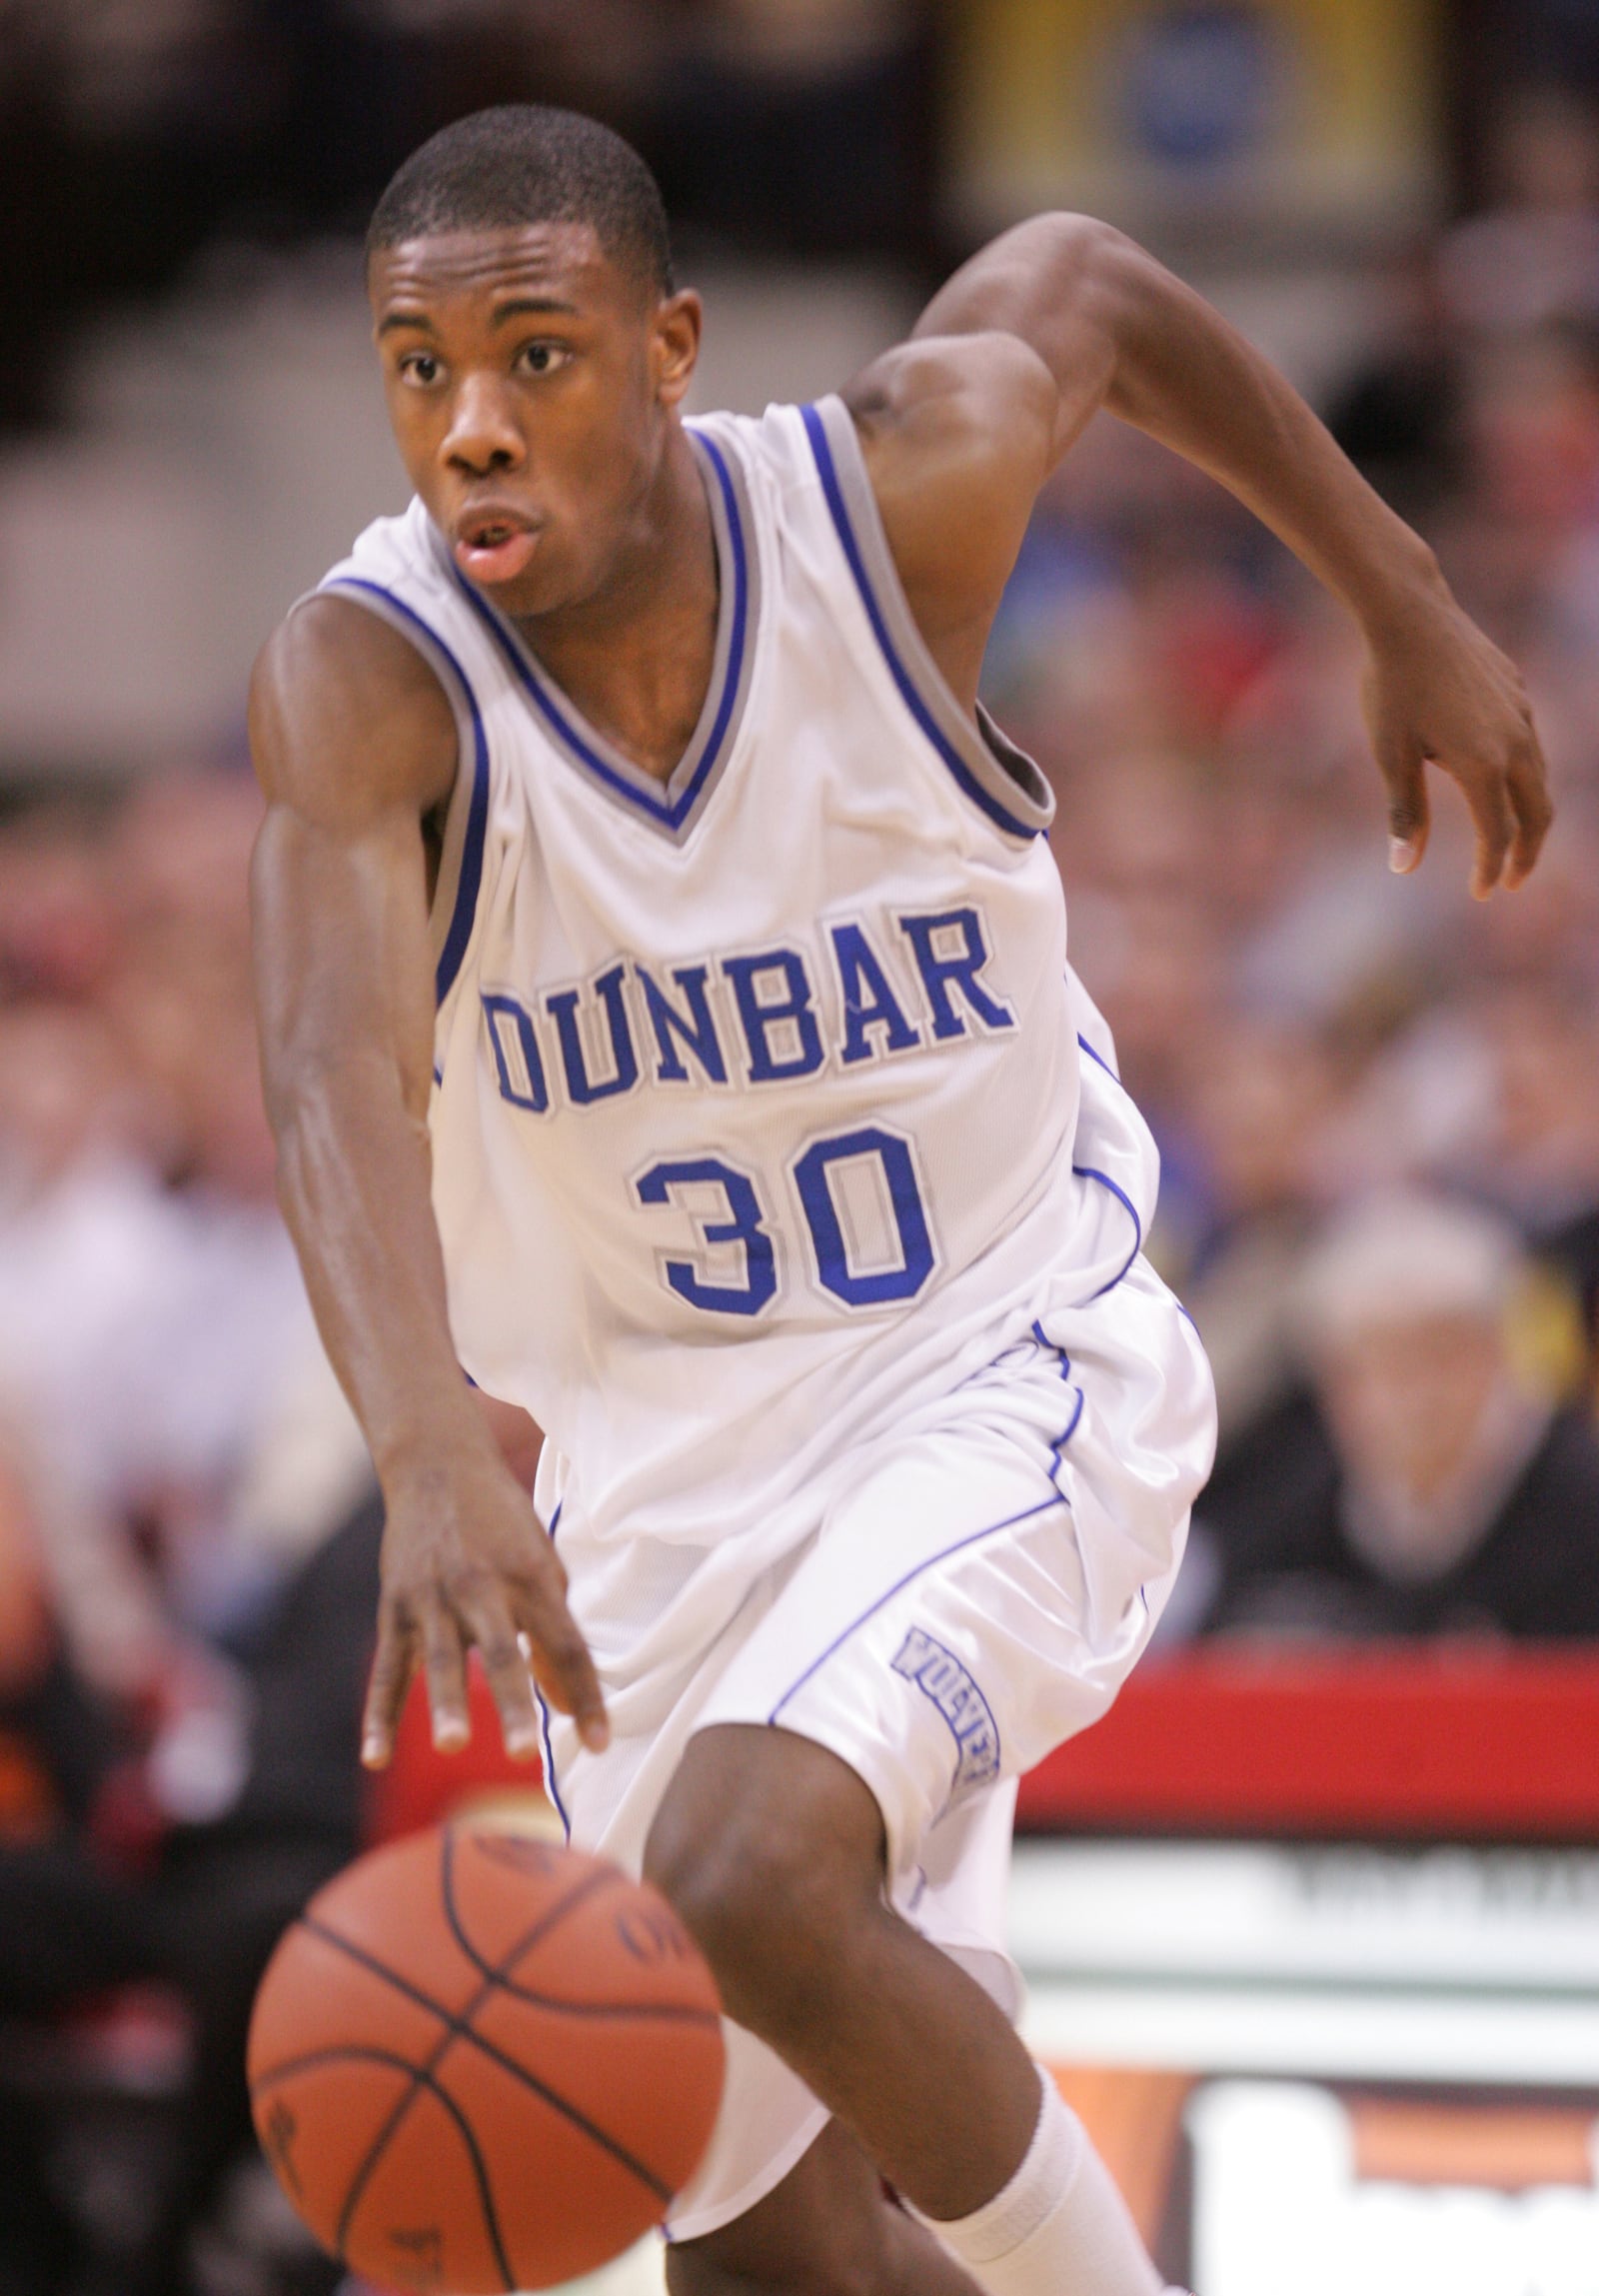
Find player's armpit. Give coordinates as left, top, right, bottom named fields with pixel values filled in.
left=474, top=1392, right=546, bottom=1488
left=842, top=333, right=1058, bottom=713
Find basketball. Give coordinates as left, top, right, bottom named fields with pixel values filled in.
left=246, top=1824, right=727, bottom=2292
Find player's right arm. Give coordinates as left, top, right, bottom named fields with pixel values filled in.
left=249, top=597, right=608, bottom=1767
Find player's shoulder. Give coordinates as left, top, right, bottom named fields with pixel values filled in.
left=844, top=331, right=1055, bottom=481
left=250, top=585, right=457, bottom=822
left=251, top=498, right=462, bottom=818
left=253, top=588, right=451, bottom=728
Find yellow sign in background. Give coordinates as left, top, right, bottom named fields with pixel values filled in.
left=947, top=0, right=1441, bottom=243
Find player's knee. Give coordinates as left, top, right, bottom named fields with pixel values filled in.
left=644, top=1731, right=881, bottom=2020
left=646, top=1792, right=820, bottom=2001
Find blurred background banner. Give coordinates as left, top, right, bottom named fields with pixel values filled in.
left=947, top=0, right=1443, bottom=247
left=3, top=4, right=1599, bottom=2293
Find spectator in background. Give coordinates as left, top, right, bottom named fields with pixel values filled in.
left=1193, top=1192, right=1599, bottom=1641
left=1176, top=1015, right=1344, bottom=1461
left=0, top=779, right=372, bottom=1699
left=1325, top=238, right=1464, bottom=524
left=0, top=773, right=379, bottom=2293
left=1435, top=985, right=1599, bottom=1359
left=1440, top=84, right=1599, bottom=338
left=1437, top=317, right=1599, bottom=689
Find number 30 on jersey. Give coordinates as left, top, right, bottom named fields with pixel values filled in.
left=634, top=1125, right=934, bottom=1316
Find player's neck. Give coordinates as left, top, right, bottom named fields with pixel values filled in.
left=510, top=426, right=718, bottom=788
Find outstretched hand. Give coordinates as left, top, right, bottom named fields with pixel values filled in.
left=1361, top=574, right=1552, bottom=899
left=361, top=1445, right=609, bottom=1770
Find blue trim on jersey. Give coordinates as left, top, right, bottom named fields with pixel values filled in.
left=1072, top=1162, right=1143, bottom=1300
left=1031, top=1318, right=1086, bottom=1471
left=1071, top=1035, right=1144, bottom=1299
left=799, top=403, right=1043, bottom=844
left=688, top=432, right=752, bottom=800
left=449, top=432, right=750, bottom=836
left=535, top=1690, right=572, bottom=1842
left=332, top=578, right=489, bottom=1008
left=1035, top=1318, right=1160, bottom=1628
left=764, top=1323, right=1091, bottom=1737
left=765, top=1487, right=1069, bottom=1727
left=1075, top=1030, right=1120, bottom=1083
left=535, top=1498, right=572, bottom=1839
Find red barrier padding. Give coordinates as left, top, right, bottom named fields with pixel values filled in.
left=1015, top=1645, right=1599, bottom=1840
left=366, top=1643, right=1599, bottom=1844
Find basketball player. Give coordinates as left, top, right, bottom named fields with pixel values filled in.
left=249, top=108, right=1548, bottom=2296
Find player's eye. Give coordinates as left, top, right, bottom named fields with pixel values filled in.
left=397, top=351, right=443, bottom=387
left=516, top=342, right=571, bottom=378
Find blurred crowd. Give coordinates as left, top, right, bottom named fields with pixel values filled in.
left=986, top=85, right=1599, bottom=1645
left=4, top=29, right=1599, bottom=2296
left=0, top=774, right=378, bottom=2293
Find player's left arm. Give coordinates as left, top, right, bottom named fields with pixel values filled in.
left=847, top=213, right=1550, bottom=897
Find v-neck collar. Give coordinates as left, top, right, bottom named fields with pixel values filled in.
left=440, top=424, right=759, bottom=844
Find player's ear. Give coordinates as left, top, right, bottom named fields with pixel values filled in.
left=652, top=291, right=703, bottom=409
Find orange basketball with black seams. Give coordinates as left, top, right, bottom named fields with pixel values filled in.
left=247, top=1825, right=726, bottom=2293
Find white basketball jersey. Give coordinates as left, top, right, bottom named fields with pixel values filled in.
left=317, top=397, right=1163, bottom=1562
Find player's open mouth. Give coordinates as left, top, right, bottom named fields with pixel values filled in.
left=454, top=510, right=540, bottom=584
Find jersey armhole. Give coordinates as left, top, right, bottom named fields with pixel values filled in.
left=797, top=396, right=1054, bottom=844
left=305, top=577, right=491, bottom=1012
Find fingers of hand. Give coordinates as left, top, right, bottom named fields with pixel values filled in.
left=361, top=1606, right=415, bottom=1770
left=1465, top=765, right=1517, bottom=902
left=514, top=1582, right=610, bottom=1753
left=1505, top=739, right=1555, bottom=890
left=1378, top=736, right=1429, bottom=876
left=1393, top=731, right=1551, bottom=900
left=451, top=1577, right=542, bottom=1763
left=416, top=1589, right=472, bottom=1754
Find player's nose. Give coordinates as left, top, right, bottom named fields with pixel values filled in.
left=442, top=371, right=526, bottom=476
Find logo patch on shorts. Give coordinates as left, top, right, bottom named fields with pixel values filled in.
left=890, top=1627, right=1000, bottom=1797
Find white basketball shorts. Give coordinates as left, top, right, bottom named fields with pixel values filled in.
left=538, top=1256, right=1215, bottom=2243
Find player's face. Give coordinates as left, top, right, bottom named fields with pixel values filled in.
left=370, top=224, right=701, bottom=617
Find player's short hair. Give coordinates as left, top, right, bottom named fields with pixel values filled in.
left=367, top=106, right=675, bottom=299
